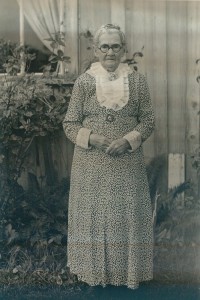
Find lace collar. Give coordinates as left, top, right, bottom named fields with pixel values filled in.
left=86, top=62, right=132, bottom=111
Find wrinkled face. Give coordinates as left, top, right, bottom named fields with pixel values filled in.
left=94, top=32, right=125, bottom=72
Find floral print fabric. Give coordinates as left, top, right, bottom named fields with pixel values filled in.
left=63, top=70, right=155, bottom=289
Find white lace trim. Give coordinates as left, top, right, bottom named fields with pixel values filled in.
left=123, top=130, right=141, bottom=153
left=86, top=62, right=132, bottom=111
left=76, top=127, right=92, bottom=149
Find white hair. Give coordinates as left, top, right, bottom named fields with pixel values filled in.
left=93, top=24, right=126, bottom=47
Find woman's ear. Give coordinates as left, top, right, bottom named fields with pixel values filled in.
left=123, top=45, right=127, bottom=55
left=93, top=45, right=99, bottom=58
left=121, top=46, right=127, bottom=61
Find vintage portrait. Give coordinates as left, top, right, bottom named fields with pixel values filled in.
left=0, top=0, right=199, bottom=299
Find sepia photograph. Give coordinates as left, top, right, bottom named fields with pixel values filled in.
left=0, top=0, right=199, bottom=299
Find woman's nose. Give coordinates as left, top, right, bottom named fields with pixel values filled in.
left=107, top=47, right=114, bottom=54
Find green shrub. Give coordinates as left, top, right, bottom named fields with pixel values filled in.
left=147, top=155, right=200, bottom=283
left=0, top=178, right=70, bottom=284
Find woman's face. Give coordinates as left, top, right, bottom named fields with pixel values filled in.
left=94, top=32, right=125, bottom=72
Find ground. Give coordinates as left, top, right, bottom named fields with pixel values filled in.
left=0, top=281, right=199, bottom=300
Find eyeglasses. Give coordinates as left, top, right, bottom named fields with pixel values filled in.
left=98, top=44, right=122, bottom=53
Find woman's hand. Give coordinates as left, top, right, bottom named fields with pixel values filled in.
left=89, top=133, right=111, bottom=151
left=105, top=138, right=131, bottom=156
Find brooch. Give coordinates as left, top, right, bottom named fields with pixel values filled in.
left=106, top=114, right=115, bottom=122
left=108, top=72, right=118, bottom=81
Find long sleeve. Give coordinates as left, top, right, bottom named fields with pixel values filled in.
left=62, top=76, right=92, bottom=149
left=123, top=74, right=155, bottom=151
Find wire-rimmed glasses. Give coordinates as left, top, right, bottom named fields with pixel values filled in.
left=98, top=44, right=122, bottom=53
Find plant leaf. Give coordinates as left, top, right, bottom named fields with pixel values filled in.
left=44, top=38, right=55, bottom=42
left=62, top=56, right=70, bottom=61
left=49, top=58, right=59, bottom=64
left=58, top=40, right=65, bottom=47
left=57, top=49, right=64, bottom=57
left=133, top=52, right=143, bottom=58
left=50, top=41, right=58, bottom=49
left=49, top=54, right=57, bottom=60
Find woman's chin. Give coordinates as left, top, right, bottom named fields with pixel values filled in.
left=103, top=61, right=119, bottom=72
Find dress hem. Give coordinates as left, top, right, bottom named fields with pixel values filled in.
left=67, top=264, right=153, bottom=290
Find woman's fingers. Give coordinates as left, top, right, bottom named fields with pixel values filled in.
left=106, top=143, right=121, bottom=155
left=90, top=135, right=130, bottom=155
left=90, top=134, right=111, bottom=149
left=106, top=139, right=130, bottom=156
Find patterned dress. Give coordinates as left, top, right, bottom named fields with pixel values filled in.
left=63, top=68, right=155, bottom=289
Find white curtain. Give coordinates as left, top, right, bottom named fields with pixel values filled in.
left=17, top=0, right=61, bottom=52
left=17, top=0, right=80, bottom=74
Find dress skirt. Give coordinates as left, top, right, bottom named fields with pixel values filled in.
left=67, top=145, right=153, bottom=289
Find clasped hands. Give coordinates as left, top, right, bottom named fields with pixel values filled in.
left=89, top=133, right=131, bottom=156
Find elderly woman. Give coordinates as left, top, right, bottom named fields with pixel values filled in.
left=63, top=24, right=155, bottom=290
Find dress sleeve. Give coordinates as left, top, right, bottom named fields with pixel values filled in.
left=123, top=73, right=155, bottom=151
left=62, top=76, right=92, bottom=149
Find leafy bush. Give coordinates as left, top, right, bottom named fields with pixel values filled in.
left=147, top=155, right=200, bottom=283
left=0, top=35, right=76, bottom=188
left=0, top=178, right=71, bottom=285
left=1, top=177, right=69, bottom=246
left=154, top=192, right=200, bottom=283
left=0, top=39, right=18, bottom=73
left=2, top=45, right=36, bottom=75
left=0, top=73, right=73, bottom=183
left=0, top=39, right=76, bottom=286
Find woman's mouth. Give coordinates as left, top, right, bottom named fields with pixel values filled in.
left=106, top=57, right=115, bottom=60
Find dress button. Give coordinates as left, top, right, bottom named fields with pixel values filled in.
left=106, top=114, right=115, bottom=122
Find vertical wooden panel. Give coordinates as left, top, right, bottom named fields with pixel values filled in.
left=110, top=0, right=126, bottom=62
left=64, top=0, right=78, bottom=74
left=185, top=1, right=200, bottom=194
left=126, top=0, right=146, bottom=74
left=145, top=1, right=168, bottom=157
left=168, top=154, right=185, bottom=189
left=151, top=1, right=168, bottom=156
left=79, top=0, right=111, bottom=73
left=142, top=1, right=155, bottom=161
left=51, top=132, right=74, bottom=181
left=111, top=0, right=125, bottom=32
left=40, top=137, right=58, bottom=186
left=167, top=1, right=187, bottom=154
left=30, top=138, right=46, bottom=188
left=126, top=1, right=168, bottom=160
left=18, top=140, right=40, bottom=189
left=125, top=0, right=154, bottom=160
left=79, top=0, right=111, bottom=32
left=51, top=134, right=66, bottom=180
